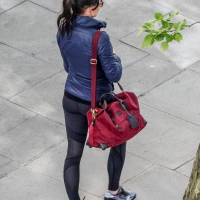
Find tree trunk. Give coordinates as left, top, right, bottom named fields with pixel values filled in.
left=183, top=143, right=200, bottom=200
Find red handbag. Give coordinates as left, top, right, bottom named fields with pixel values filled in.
left=86, top=31, right=147, bottom=150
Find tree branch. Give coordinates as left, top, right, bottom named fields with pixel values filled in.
left=185, top=22, right=200, bottom=27
left=168, top=30, right=176, bottom=33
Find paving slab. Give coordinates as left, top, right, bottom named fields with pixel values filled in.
left=30, top=0, right=63, bottom=13
left=118, top=55, right=181, bottom=95
left=122, top=165, right=189, bottom=200
left=27, top=141, right=67, bottom=182
left=34, top=46, right=63, bottom=67
left=10, top=72, right=66, bottom=124
left=0, top=166, right=67, bottom=200
left=0, top=115, right=66, bottom=163
left=110, top=38, right=148, bottom=67
left=0, top=0, right=24, bottom=14
left=0, top=155, right=20, bottom=179
left=97, top=0, right=171, bottom=39
left=27, top=141, right=153, bottom=196
left=121, top=15, right=200, bottom=69
left=0, top=44, right=62, bottom=99
left=189, top=60, right=200, bottom=74
left=127, top=104, right=200, bottom=169
left=149, top=0, right=200, bottom=21
left=0, top=98, right=36, bottom=134
left=0, top=1, right=57, bottom=55
left=0, top=165, right=102, bottom=200
left=140, top=70, right=200, bottom=126
left=176, top=159, right=195, bottom=177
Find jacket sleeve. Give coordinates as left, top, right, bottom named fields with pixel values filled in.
left=98, top=32, right=122, bottom=82
left=60, top=50, right=69, bottom=73
left=56, top=32, right=69, bottom=73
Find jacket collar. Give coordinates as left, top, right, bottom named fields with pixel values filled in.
left=75, top=16, right=106, bottom=29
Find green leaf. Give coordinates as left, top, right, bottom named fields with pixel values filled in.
left=137, top=29, right=144, bottom=36
left=137, top=27, right=145, bottom=36
left=168, top=11, right=179, bottom=20
left=141, top=34, right=155, bottom=49
left=173, top=22, right=180, bottom=31
left=155, top=34, right=165, bottom=41
left=156, top=27, right=169, bottom=36
left=154, top=12, right=164, bottom=20
left=173, top=19, right=187, bottom=32
left=165, top=34, right=174, bottom=43
left=148, top=30, right=159, bottom=34
left=174, top=33, right=183, bottom=43
left=161, top=42, right=169, bottom=51
left=141, top=25, right=149, bottom=29
left=173, top=20, right=186, bottom=32
left=179, top=19, right=187, bottom=30
left=144, top=20, right=157, bottom=29
left=157, top=22, right=173, bottom=34
left=161, top=20, right=170, bottom=28
left=167, top=23, right=174, bottom=31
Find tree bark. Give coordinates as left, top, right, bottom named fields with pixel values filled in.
left=183, top=143, right=200, bottom=200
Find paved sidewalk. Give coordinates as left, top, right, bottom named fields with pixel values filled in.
left=0, top=0, right=200, bottom=200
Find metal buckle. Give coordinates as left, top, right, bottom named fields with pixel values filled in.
left=91, top=108, right=98, bottom=118
left=91, top=109, right=98, bottom=126
left=90, top=59, right=97, bottom=64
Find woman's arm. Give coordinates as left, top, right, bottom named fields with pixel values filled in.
left=98, top=32, right=122, bottom=82
left=56, top=32, right=69, bottom=73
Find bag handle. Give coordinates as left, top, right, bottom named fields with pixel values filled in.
left=100, top=92, right=121, bottom=105
left=91, top=30, right=102, bottom=109
left=99, top=93, right=130, bottom=115
left=90, top=31, right=124, bottom=109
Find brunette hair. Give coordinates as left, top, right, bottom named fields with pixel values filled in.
left=57, top=0, right=99, bottom=36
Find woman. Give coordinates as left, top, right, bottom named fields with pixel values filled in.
left=57, top=1, right=136, bottom=200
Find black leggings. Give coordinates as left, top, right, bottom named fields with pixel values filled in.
left=62, top=95, right=126, bottom=200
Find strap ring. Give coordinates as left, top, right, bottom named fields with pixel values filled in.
left=90, top=59, right=97, bottom=64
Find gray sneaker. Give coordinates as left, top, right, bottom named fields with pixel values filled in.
left=104, top=187, right=136, bottom=200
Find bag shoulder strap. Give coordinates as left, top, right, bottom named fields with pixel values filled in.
left=91, top=30, right=102, bottom=109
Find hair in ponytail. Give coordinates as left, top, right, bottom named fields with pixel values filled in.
left=57, top=0, right=99, bottom=37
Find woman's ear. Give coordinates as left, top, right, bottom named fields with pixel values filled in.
left=89, top=6, right=95, bottom=17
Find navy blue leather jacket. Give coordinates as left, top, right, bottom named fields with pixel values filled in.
left=57, top=16, right=122, bottom=102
